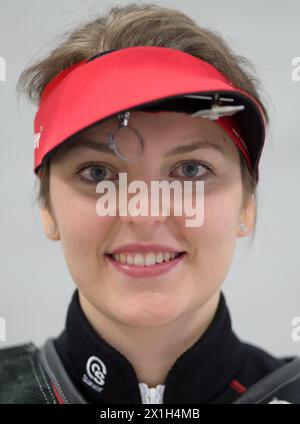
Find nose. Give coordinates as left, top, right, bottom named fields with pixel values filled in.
left=118, top=187, right=169, bottom=227
left=117, top=175, right=170, bottom=227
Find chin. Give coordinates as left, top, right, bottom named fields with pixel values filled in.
left=112, top=296, right=187, bottom=328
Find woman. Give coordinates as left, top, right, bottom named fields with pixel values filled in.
left=1, top=3, right=299, bottom=404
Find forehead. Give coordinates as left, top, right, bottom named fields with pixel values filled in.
left=75, top=110, right=225, bottom=139
left=81, top=110, right=185, bottom=134
left=55, top=109, right=237, bottom=160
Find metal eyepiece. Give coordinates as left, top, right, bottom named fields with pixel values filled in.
left=187, top=93, right=245, bottom=120
left=106, top=111, right=144, bottom=162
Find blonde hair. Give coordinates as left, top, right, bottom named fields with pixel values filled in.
left=17, top=2, right=268, bottom=238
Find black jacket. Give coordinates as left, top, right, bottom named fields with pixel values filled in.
left=0, top=290, right=299, bottom=404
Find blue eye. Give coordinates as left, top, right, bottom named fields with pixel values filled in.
left=172, top=160, right=211, bottom=179
left=75, top=160, right=212, bottom=186
left=76, top=163, right=118, bottom=184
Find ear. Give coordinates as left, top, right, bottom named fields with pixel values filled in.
left=39, top=207, right=60, bottom=241
left=237, top=194, right=256, bottom=237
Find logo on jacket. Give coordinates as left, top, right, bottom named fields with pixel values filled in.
left=82, top=355, right=107, bottom=393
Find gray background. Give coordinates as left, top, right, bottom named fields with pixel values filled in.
left=0, top=0, right=299, bottom=358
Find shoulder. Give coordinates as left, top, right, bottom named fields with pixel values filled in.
left=0, top=341, right=37, bottom=360
left=234, top=341, right=300, bottom=404
left=0, top=342, right=55, bottom=404
left=240, top=340, right=296, bottom=383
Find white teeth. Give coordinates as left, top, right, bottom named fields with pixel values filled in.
left=110, top=251, right=180, bottom=266
left=134, top=254, right=144, bottom=266
left=127, top=254, right=134, bottom=265
left=145, top=253, right=156, bottom=266
left=119, top=253, right=126, bottom=264
left=163, top=252, right=171, bottom=261
left=154, top=253, right=163, bottom=264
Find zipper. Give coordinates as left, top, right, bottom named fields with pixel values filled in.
left=139, top=383, right=165, bottom=404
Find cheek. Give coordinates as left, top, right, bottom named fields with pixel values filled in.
left=177, top=181, right=242, bottom=273
left=50, top=178, right=114, bottom=269
left=202, top=191, right=241, bottom=241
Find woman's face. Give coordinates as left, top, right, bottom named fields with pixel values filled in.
left=40, top=111, right=255, bottom=328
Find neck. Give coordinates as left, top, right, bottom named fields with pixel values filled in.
left=78, top=290, right=220, bottom=387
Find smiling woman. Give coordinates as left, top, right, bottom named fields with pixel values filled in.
left=1, top=2, right=300, bottom=405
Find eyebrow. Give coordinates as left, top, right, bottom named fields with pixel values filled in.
left=164, top=140, right=225, bottom=157
left=64, top=137, right=225, bottom=157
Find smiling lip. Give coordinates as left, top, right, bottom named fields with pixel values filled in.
left=105, top=251, right=186, bottom=278
left=106, top=243, right=185, bottom=255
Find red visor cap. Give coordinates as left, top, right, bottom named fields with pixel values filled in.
left=33, top=46, right=268, bottom=180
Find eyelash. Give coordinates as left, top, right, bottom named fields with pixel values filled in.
left=74, top=160, right=214, bottom=185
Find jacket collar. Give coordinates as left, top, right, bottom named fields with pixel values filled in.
left=52, top=289, right=245, bottom=403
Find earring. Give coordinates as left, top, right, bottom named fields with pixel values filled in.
left=240, top=223, right=247, bottom=232
left=48, top=224, right=56, bottom=235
